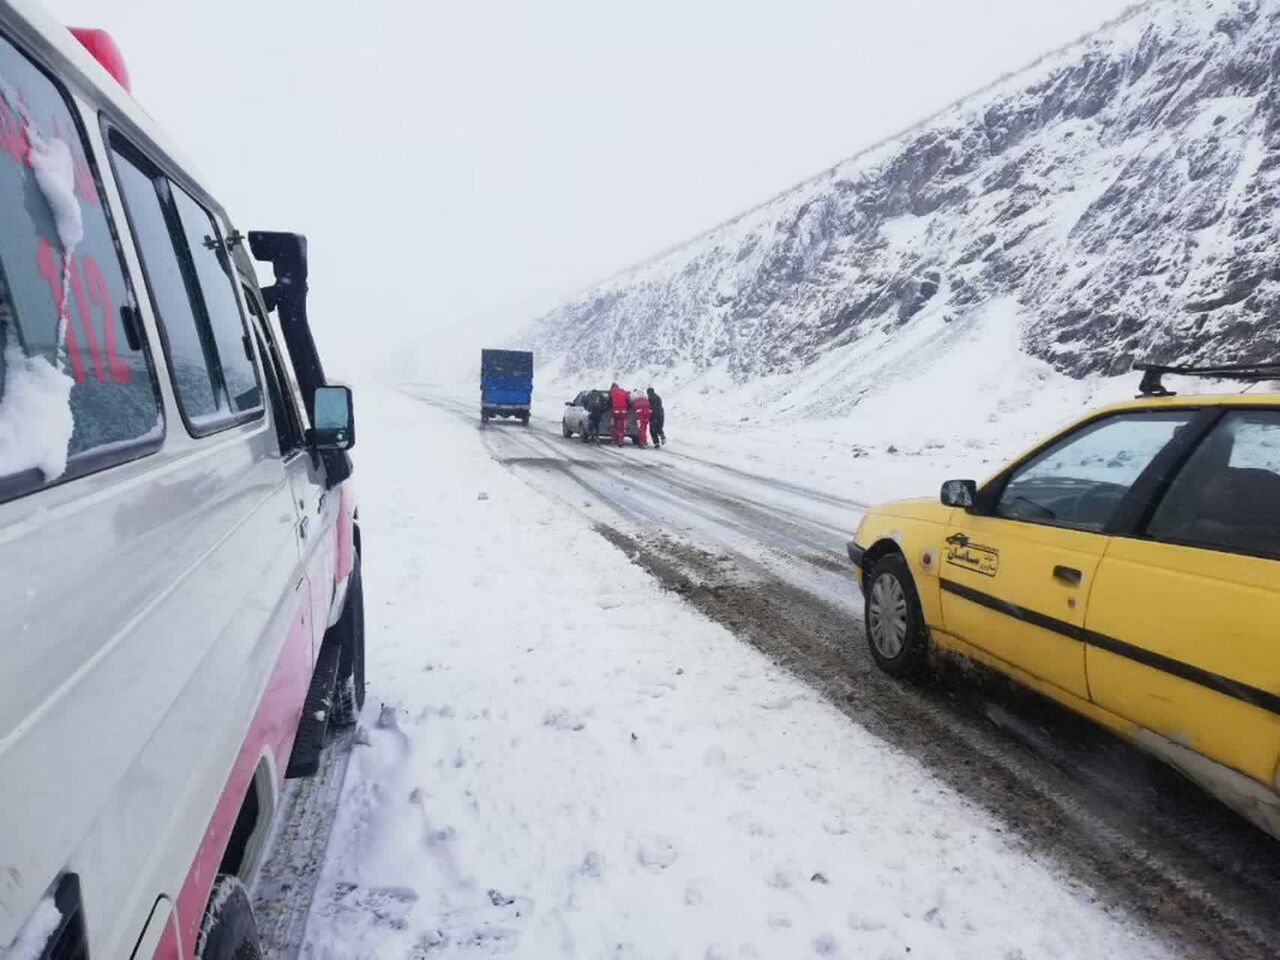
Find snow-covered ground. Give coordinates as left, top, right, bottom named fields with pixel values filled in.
left=532, top=299, right=1192, bottom=508
left=302, top=385, right=1171, bottom=959
left=398, top=302, right=1134, bottom=516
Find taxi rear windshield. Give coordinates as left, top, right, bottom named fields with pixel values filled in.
left=0, top=33, right=161, bottom=501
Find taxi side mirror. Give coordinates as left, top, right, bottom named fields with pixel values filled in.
left=941, top=479, right=977, bottom=508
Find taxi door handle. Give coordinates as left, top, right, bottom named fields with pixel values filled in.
left=1053, top=565, right=1082, bottom=586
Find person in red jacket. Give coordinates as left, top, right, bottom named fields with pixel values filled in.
left=632, top=389, right=652, bottom=447
left=609, top=382, right=629, bottom=445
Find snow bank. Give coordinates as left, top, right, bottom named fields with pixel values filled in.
left=0, top=335, right=75, bottom=481
left=303, top=386, right=1171, bottom=959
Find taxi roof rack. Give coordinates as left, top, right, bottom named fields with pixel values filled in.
left=1135, top=361, right=1280, bottom=398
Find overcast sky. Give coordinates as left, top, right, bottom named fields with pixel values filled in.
left=46, top=0, right=1135, bottom=359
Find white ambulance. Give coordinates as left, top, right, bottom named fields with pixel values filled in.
left=0, top=1, right=364, bottom=957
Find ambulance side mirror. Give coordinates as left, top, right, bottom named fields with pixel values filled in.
left=310, top=385, right=355, bottom=451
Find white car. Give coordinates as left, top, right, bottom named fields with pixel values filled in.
left=0, top=6, right=363, bottom=957
left=562, top=390, right=640, bottom=442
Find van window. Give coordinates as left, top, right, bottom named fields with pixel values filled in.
left=171, top=189, right=261, bottom=413
left=0, top=34, right=161, bottom=501
left=244, top=286, right=302, bottom=454
left=1147, top=411, right=1280, bottom=559
left=109, top=138, right=262, bottom=432
left=111, top=150, right=220, bottom=419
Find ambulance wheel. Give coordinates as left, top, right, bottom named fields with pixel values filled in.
left=864, top=553, right=930, bottom=679
left=331, top=555, right=366, bottom=727
left=195, top=875, right=262, bottom=960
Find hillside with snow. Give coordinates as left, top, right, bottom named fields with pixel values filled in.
left=532, top=0, right=1280, bottom=406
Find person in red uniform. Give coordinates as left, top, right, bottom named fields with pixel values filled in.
left=632, top=389, right=652, bottom=447
left=609, top=382, right=629, bottom=445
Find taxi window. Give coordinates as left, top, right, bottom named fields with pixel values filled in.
left=0, top=33, right=162, bottom=502
left=1228, top=415, right=1280, bottom=472
left=1148, top=411, right=1280, bottom=559
left=997, top=413, right=1192, bottom=531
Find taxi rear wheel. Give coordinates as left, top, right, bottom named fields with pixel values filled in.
left=864, top=554, right=929, bottom=678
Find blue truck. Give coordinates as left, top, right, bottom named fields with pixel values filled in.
left=480, top=349, right=534, bottom=425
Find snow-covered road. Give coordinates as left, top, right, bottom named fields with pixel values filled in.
left=294, top=387, right=1185, bottom=959
left=422, top=390, right=1280, bottom=959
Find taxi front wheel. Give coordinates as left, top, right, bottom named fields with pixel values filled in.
left=864, top=554, right=930, bottom=678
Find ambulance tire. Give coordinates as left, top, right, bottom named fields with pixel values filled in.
left=331, top=554, right=366, bottom=727
left=195, top=875, right=262, bottom=960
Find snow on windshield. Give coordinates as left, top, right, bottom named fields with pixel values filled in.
left=0, top=327, right=76, bottom=480
left=0, top=77, right=81, bottom=252
left=0, top=73, right=85, bottom=482
left=26, top=133, right=82, bottom=254
left=1, top=73, right=84, bottom=361
left=0, top=894, right=61, bottom=960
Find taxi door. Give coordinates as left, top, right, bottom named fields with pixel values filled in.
left=941, top=411, right=1196, bottom=700
left=1086, top=409, right=1280, bottom=785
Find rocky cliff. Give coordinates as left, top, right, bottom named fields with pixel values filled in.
left=534, top=0, right=1280, bottom=386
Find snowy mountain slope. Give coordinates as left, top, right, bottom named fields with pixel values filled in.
left=533, top=0, right=1280, bottom=389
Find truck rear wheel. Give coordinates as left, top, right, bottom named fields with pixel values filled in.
left=195, top=875, right=262, bottom=960
left=331, top=554, right=366, bottom=727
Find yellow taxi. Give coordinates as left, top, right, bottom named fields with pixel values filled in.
left=847, top=363, right=1280, bottom=838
